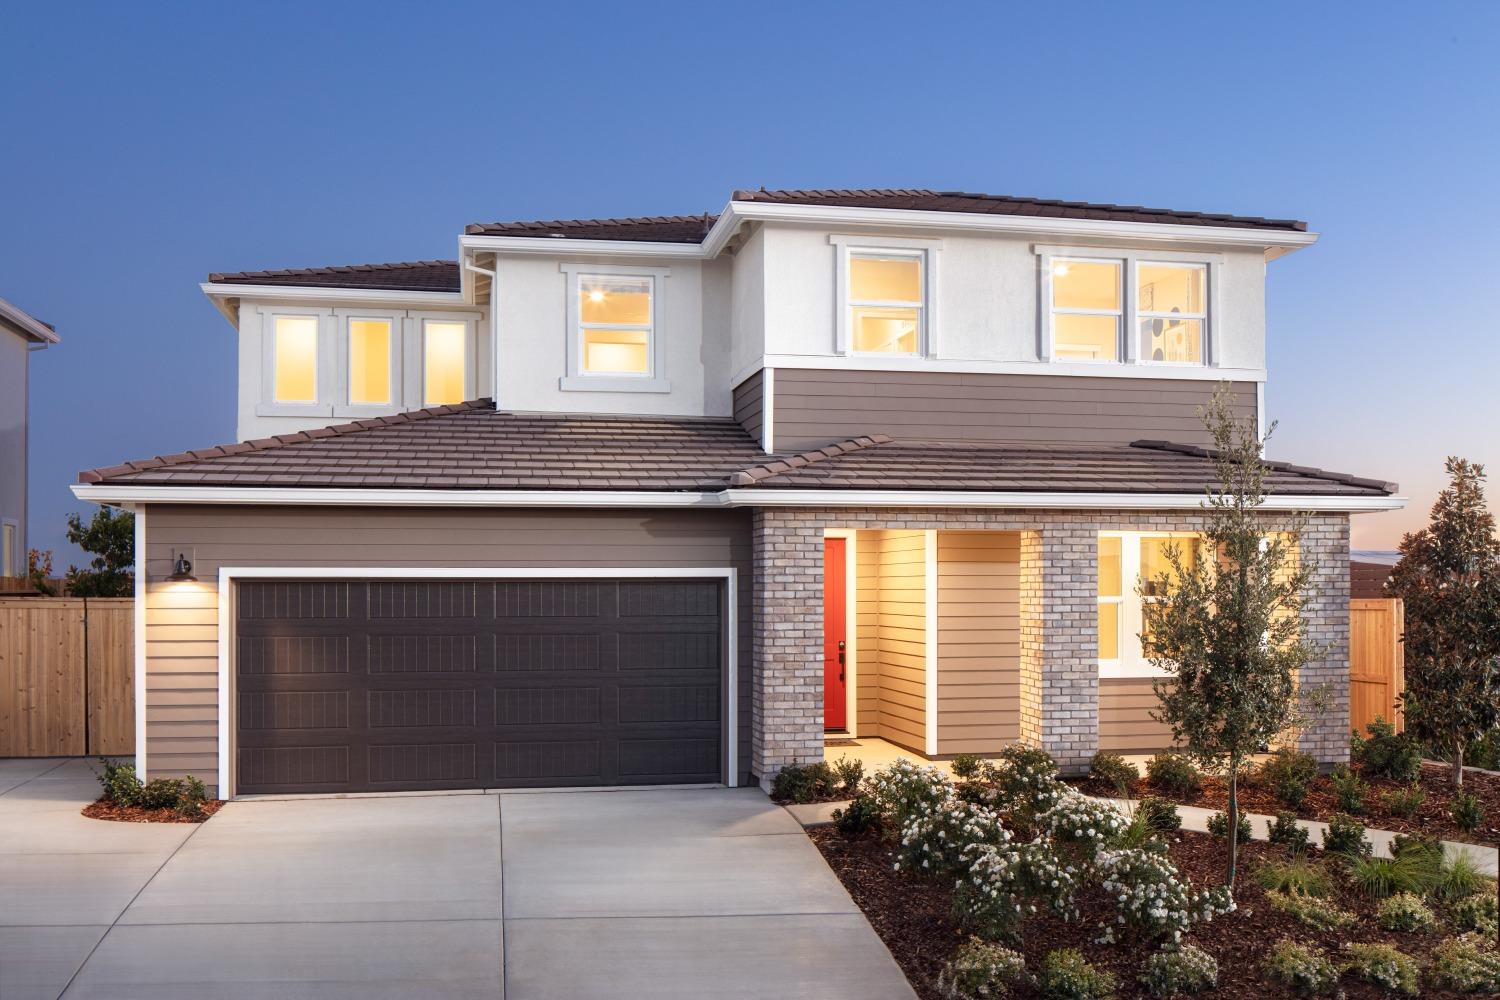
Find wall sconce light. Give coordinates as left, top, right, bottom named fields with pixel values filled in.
left=166, top=552, right=196, bottom=583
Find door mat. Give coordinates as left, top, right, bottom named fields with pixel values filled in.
left=824, top=738, right=860, bottom=748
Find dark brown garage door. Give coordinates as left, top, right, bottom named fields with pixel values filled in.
left=234, top=578, right=723, bottom=794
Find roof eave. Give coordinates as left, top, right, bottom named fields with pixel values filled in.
left=0, top=297, right=60, bottom=345
left=199, top=282, right=470, bottom=329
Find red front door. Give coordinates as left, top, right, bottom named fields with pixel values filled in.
left=824, top=537, right=847, bottom=730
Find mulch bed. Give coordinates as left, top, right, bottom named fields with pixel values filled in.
left=1075, top=760, right=1500, bottom=844
left=811, top=825, right=1485, bottom=1000
left=82, top=797, right=225, bottom=823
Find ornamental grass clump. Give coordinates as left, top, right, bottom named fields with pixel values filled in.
left=1342, top=942, right=1420, bottom=996
left=1038, top=949, right=1116, bottom=1000
left=1094, top=846, right=1234, bottom=943
left=1140, top=943, right=1218, bottom=997
left=1433, top=851, right=1493, bottom=901
left=937, top=938, right=1029, bottom=1000
left=1135, top=797, right=1181, bottom=836
left=1264, top=939, right=1339, bottom=996
left=1264, top=889, right=1355, bottom=931
left=1255, top=857, right=1332, bottom=897
left=1347, top=853, right=1438, bottom=900
left=1428, top=935, right=1500, bottom=994
left=1376, top=892, right=1437, bottom=932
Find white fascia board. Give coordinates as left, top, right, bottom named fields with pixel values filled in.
left=74, top=482, right=1406, bottom=514
left=740, top=354, right=1266, bottom=384
left=200, top=283, right=469, bottom=308
left=0, top=297, right=61, bottom=344
left=458, top=234, right=705, bottom=259
left=721, top=489, right=1407, bottom=512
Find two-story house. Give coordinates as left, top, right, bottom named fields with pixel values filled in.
left=73, top=189, right=1404, bottom=798
left=2, top=296, right=59, bottom=581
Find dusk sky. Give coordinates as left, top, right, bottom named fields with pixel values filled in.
left=3, top=2, right=1496, bottom=565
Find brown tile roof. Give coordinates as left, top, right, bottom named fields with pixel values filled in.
left=729, top=188, right=1308, bottom=233
left=464, top=215, right=716, bottom=243
left=208, top=261, right=459, bottom=293
left=79, top=404, right=1392, bottom=498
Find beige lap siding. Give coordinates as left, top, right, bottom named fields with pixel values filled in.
left=854, top=532, right=881, bottom=734
left=936, top=531, right=1021, bottom=755
left=873, top=531, right=927, bottom=753
left=142, top=504, right=755, bottom=794
left=1098, top=678, right=1176, bottom=752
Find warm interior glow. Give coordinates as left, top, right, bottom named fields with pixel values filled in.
left=1138, top=264, right=1205, bottom=363
left=348, top=319, right=391, bottom=405
left=1052, top=260, right=1121, bottom=362
left=1054, top=314, right=1119, bottom=361
left=424, top=322, right=466, bottom=404
left=852, top=307, right=920, bottom=353
left=1097, top=535, right=1122, bottom=659
left=1053, top=260, right=1120, bottom=311
left=583, top=328, right=650, bottom=374
left=580, top=276, right=651, bottom=325
left=849, top=255, right=922, bottom=354
left=273, top=316, right=318, bottom=403
left=1098, top=536, right=1122, bottom=597
left=1140, top=535, right=1200, bottom=595
left=1097, top=604, right=1120, bottom=660
left=850, top=254, right=921, bottom=302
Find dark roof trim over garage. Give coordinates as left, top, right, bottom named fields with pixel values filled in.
left=73, top=400, right=1399, bottom=510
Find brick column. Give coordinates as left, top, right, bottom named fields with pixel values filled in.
left=750, top=508, right=825, bottom=787
left=1018, top=521, right=1099, bottom=774
left=1298, top=513, right=1352, bottom=766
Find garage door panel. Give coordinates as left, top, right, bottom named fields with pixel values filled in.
left=235, top=578, right=722, bottom=794
left=239, top=582, right=353, bottom=620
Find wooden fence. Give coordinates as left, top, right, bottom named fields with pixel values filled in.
left=1350, top=597, right=1404, bottom=735
left=0, top=597, right=134, bottom=757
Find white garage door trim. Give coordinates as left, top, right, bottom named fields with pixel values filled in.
left=216, top=566, right=739, bottom=799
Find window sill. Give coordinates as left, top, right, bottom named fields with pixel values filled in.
left=1100, top=662, right=1172, bottom=680
left=559, top=375, right=672, bottom=394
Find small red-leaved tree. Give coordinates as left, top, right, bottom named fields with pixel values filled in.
left=1141, top=384, right=1320, bottom=888
left=1387, top=457, right=1500, bottom=788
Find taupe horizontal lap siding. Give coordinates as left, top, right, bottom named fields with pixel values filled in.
left=875, top=530, right=925, bottom=752
left=771, top=369, right=1256, bottom=450
left=855, top=533, right=880, bottom=734
left=1099, top=677, right=1176, bottom=752
left=143, top=505, right=753, bottom=792
left=732, top=370, right=762, bottom=442
left=936, top=531, right=1020, bottom=754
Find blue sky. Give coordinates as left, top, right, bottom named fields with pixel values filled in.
left=3, top=2, right=1496, bottom=563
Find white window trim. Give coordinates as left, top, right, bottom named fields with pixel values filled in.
left=333, top=310, right=403, bottom=417
left=1, top=519, right=18, bottom=577
left=1036, top=245, right=1223, bottom=367
left=1099, top=530, right=1200, bottom=679
left=1138, top=261, right=1209, bottom=367
left=559, top=262, right=671, bottom=393
left=256, top=307, right=335, bottom=417
left=407, top=311, right=479, bottom=407
left=1043, top=255, right=1124, bottom=364
left=831, top=235, right=942, bottom=358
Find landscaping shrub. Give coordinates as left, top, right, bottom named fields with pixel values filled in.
left=1265, top=889, right=1354, bottom=931
left=897, top=794, right=1008, bottom=876
left=831, top=795, right=880, bottom=836
left=989, top=744, right=1065, bottom=833
left=1258, top=748, right=1318, bottom=809
left=95, top=758, right=143, bottom=806
left=138, top=778, right=187, bottom=811
left=1135, top=797, right=1181, bottom=836
left=175, top=775, right=209, bottom=820
left=1205, top=809, right=1251, bottom=844
left=1321, top=813, right=1372, bottom=856
left=1352, top=717, right=1423, bottom=783
left=770, top=762, right=835, bottom=803
left=1381, top=783, right=1426, bottom=819
left=937, top=938, right=1029, bottom=999
left=1042, top=790, right=1126, bottom=859
left=1267, top=811, right=1311, bottom=854
left=1145, top=752, right=1200, bottom=797
left=94, top=760, right=211, bottom=817
left=1088, top=751, right=1139, bottom=793
left=1451, top=792, right=1485, bottom=832
left=1376, top=892, right=1437, bottom=932
left=1428, top=935, right=1500, bottom=994
left=1433, top=851, right=1494, bottom=900
left=1449, top=893, right=1499, bottom=937
left=950, top=753, right=983, bottom=780
left=829, top=755, right=864, bottom=796
left=1347, top=853, right=1437, bottom=899
left=864, top=758, right=949, bottom=827
left=958, top=839, right=1079, bottom=938
left=1039, top=948, right=1116, bottom=1000
left=1341, top=942, right=1420, bottom=996
left=1255, top=857, right=1332, bottom=897
left=1264, top=939, right=1339, bottom=996
left=1139, top=944, right=1217, bottom=998
left=1330, top=764, right=1367, bottom=814
left=1094, top=847, right=1234, bottom=942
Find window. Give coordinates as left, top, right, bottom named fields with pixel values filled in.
left=272, top=315, right=319, bottom=403
left=579, top=275, right=652, bottom=375
left=422, top=320, right=468, bottom=405
left=848, top=253, right=923, bottom=354
left=1051, top=259, right=1122, bottom=362
left=1, top=522, right=15, bottom=578
left=1138, top=263, right=1205, bottom=363
left=1098, top=531, right=1201, bottom=677
left=347, top=319, right=393, bottom=405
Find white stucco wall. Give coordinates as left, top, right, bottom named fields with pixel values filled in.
left=0, top=328, right=29, bottom=574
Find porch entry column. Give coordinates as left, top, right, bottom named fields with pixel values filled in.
left=750, top=508, right=825, bottom=786
left=1018, top=521, right=1100, bottom=773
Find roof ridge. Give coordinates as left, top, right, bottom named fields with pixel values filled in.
left=78, top=399, right=496, bottom=484
left=725, top=434, right=894, bottom=486
left=209, top=260, right=456, bottom=283
left=464, top=214, right=717, bottom=236
left=1129, top=440, right=1397, bottom=494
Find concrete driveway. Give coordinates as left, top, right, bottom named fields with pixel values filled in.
left=0, top=759, right=913, bottom=999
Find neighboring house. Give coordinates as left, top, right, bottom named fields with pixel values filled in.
left=1351, top=549, right=1400, bottom=600
left=72, top=188, right=1405, bottom=798
left=1, top=297, right=59, bottom=580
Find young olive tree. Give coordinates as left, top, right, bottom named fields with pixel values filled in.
left=1386, top=457, right=1500, bottom=788
left=1140, top=383, right=1320, bottom=888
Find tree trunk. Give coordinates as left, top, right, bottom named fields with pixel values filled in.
left=1225, top=757, right=1240, bottom=889
left=1453, top=744, right=1465, bottom=789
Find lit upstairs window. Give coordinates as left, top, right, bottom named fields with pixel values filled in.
left=348, top=319, right=392, bottom=405
left=1138, top=263, right=1206, bottom=364
left=1051, top=259, right=1122, bottom=362
left=423, top=320, right=467, bottom=405
left=849, top=253, right=922, bottom=354
left=579, top=275, right=652, bottom=375
left=273, top=316, right=319, bottom=402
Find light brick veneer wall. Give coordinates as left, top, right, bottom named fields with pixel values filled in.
left=750, top=506, right=1353, bottom=785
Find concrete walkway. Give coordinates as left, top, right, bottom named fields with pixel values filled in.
left=0, top=760, right=914, bottom=1000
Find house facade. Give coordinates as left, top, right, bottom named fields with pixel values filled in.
left=1, top=297, right=59, bottom=580
left=73, top=189, right=1404, bottom=797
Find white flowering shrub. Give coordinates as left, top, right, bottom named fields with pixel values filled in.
left=1140, top=943, right=1218, bottom=997
left=897, top=793, right=1009, bottom=877
left=864, top=758, right=950, bottom=828
left=937, top=938, right=1029, bottom=999
left=956, top=838, right=1080, bottom=939
left=1041, top=789, right=1127, bottom=860
left=1376, top=892, right=1437, bottom=933
left=1095, top=847, right=1234, bottom=943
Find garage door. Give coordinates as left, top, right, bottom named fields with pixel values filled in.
left=234, top=578, right=723, bottom=795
